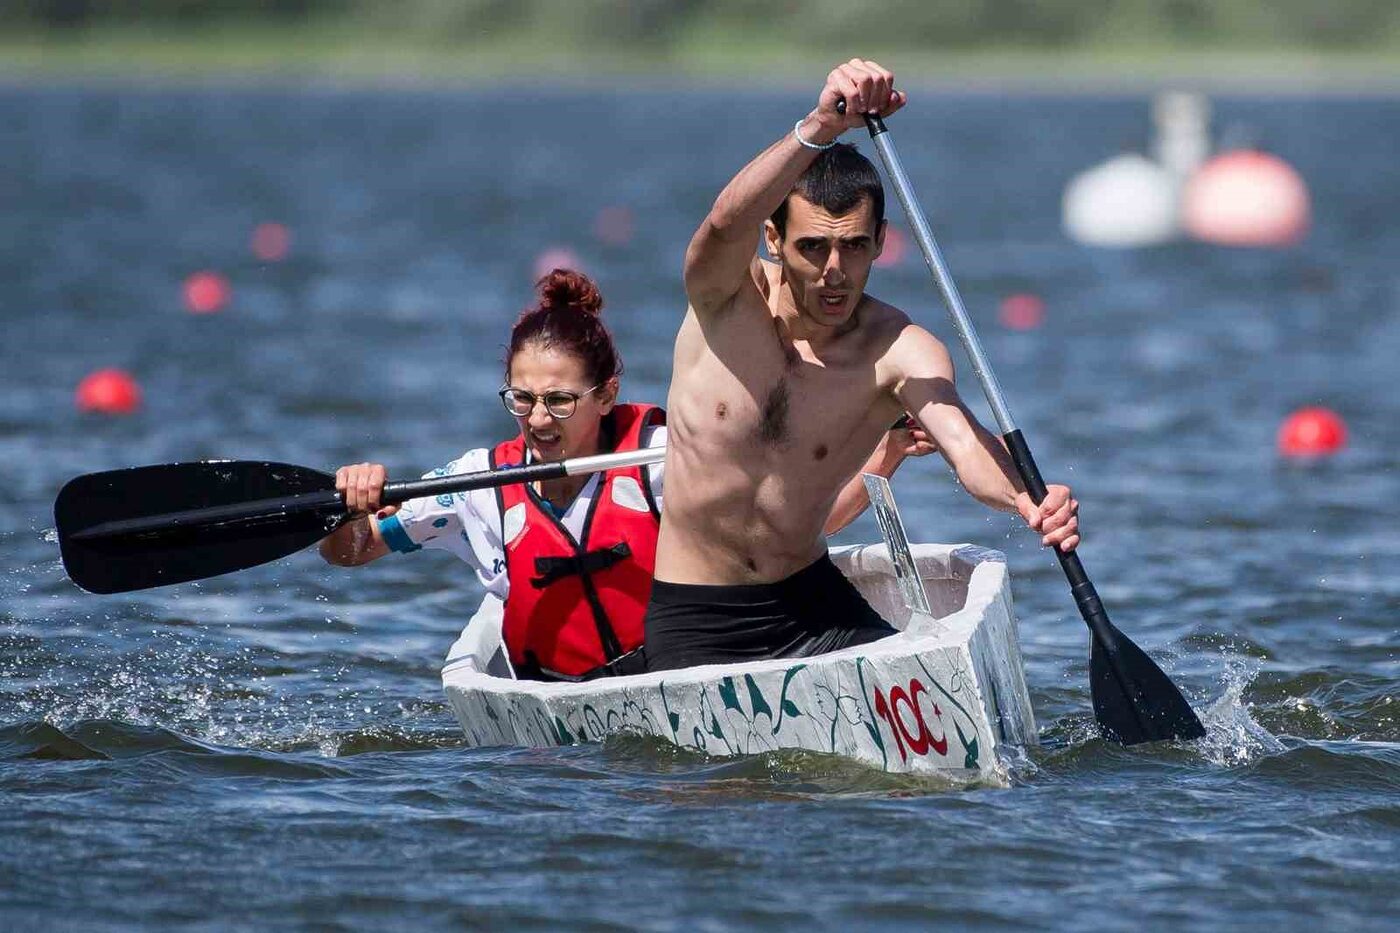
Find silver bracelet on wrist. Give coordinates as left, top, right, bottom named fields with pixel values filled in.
left=793, top=119, right=836, bottom=151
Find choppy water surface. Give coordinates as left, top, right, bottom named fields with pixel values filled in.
left=1, top=84, right=1396, bottom=930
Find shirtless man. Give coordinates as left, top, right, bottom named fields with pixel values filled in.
left=644, top=59, right=1080, bottom=671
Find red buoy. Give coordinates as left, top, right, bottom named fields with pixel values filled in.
left=251, top=222, right=290, bottom=262
left=75, top=368, right=142, bottom=415
left=592, top=206, right=634, bottom=247
left=1183, top=150, right=1310, bottom=248
left=183, top=271, right=231, bottom=314
left=999, top=293, right=1045, bottom=331
left=1278, top=407, right=1346, bottom=458
left=532, top=246, right=583, bottom=281
left=874, top=225, right=907, bottom=268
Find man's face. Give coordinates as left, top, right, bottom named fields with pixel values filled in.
left=765, top=194, right=885, bottom=330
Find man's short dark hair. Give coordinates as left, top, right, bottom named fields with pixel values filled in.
left=769, top=143, right=885, bottom=238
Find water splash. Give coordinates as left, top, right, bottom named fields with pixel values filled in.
left=998, top=739, right=1041, bottom=785
left=3, top=623, right=456, bottom=760
left=1194, top=656, right=1287, bottom=767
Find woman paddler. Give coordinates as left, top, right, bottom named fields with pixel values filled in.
left=320, top=269, right=661, bottom=681
left=321, top=268, right=932, bottom=682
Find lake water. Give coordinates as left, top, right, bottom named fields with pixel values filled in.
left=1, top=83, right=1397, bottom=930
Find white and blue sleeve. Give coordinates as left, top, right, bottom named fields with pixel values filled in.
left=372, top=448, right=509, bottom=599
left=375, top=449, right=490, bottom=558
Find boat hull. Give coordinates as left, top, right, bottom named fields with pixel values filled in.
left=442, top=543, right=1036, bottom=781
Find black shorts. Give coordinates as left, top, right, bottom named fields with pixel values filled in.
left=642, top=553, right=898, bottom=672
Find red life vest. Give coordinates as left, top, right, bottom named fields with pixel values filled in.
left=491, top=403, right=664, bottom=679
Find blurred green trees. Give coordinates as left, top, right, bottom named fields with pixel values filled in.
left=5, top=0, right=1398, bottom=50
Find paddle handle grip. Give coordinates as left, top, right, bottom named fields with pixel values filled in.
left=834, top=98, right=888, bottom=136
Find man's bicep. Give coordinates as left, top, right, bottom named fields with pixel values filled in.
left=890, top=327, right=955, bottom=409
left=895, top=352, right=1010, bottom=486
left=890, top=331, right=976, bottom=450
left=902, top=387, right=980, bottom=460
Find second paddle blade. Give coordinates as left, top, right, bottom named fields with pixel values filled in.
left=55, top=461, right=346, bottom=594
left=1089, top=621, right=1207, bottom=744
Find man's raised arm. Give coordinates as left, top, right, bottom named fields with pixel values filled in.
left=683, top=59, right=906, bottom=315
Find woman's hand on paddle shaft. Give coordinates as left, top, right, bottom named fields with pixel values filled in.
left=870, top=415, right=937, bottom=475
left=1017, top=485, right=1080, bottom=553
left=888, top=415, right=937, bottom=462
left=334, top=462, right=397, bottom=520
left=813, top=59, right=907, bottom=137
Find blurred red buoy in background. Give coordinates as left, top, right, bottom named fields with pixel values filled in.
left=76, top=368, right=142, bottom=415
left=1183, top=150, right=1310, bottom=247
left=592, top=206, right=634, bottom=247
left=1278, top=406, right=1346, bottom=458
left=251, top=222, right=290, bottom=262
left=999, top=292, right=1045, bottom=331
left=183, top=271, right=231, bottom=314
left=532, top=246, right=583, bottom=281
left=874, top=225, right=907, bottom=268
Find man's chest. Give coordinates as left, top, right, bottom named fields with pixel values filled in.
left=677, top=317, right=892, bottom=456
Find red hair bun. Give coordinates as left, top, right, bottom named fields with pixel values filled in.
left=507, top=268, right=622, bottom=385
left=537, top=268, right=603, bottom=316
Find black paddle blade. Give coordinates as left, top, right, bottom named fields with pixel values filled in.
left=55, top=461, right=348, bottom=595
left=1089, top=620, right=1206, bottom=744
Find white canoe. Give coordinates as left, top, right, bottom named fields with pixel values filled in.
left=441, top=543, right=1037, bottom=781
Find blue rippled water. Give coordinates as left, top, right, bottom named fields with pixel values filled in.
left=1, top=83, right=1397, bottom=930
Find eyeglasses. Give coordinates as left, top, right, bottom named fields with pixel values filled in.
left=498, top=384, right=601, bottom=420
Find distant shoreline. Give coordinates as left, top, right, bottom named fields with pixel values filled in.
left=4, top=26, right=1400, bottom=95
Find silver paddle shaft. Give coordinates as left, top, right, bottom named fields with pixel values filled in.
left=868, top=128, right=1018, bottom=435
left=563, top=447, right=666, bottom=476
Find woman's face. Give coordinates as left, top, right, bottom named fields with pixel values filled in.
left=505, top=343, right=617, bottom=463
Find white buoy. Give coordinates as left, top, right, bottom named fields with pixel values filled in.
left=1062, top=153, right=1180, bottom=248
